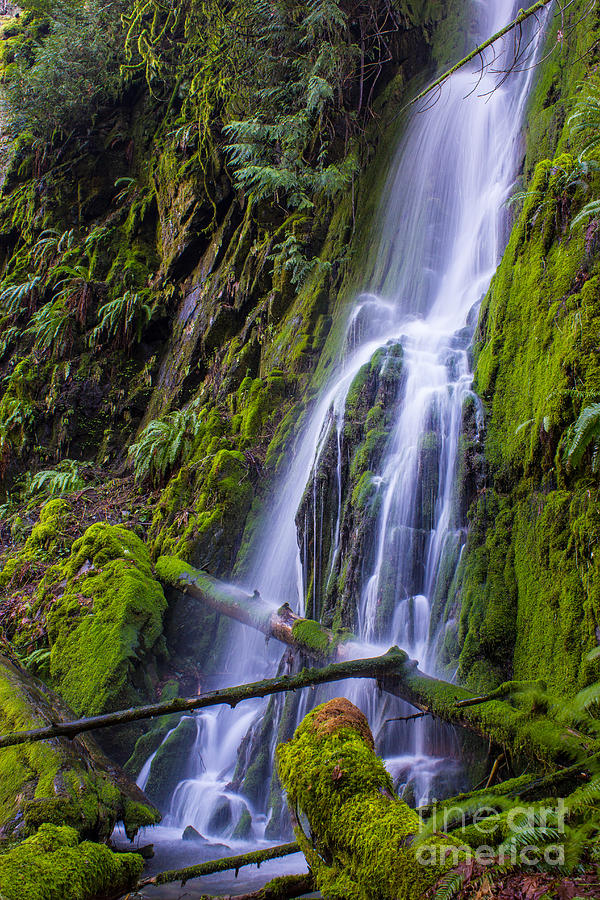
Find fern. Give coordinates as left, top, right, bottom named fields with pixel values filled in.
left=129, top=401, right=205, bottom=485
left=568, top=82, right=600, bottom=159
left=432, top=870, right=466, bottom=900
left=27, top=460, right=85, bottom=499
left=0, top=275, right=44, bottom=317
left=565, top=403, right=600, bottom=469
left=90, top=290, right=152, bottom=349
left=25, top=299, right=73, bottom=358
left=571, top=198, right=600, bottom=229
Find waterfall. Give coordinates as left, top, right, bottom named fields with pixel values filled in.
left=137, top=0, right=549, bottom=857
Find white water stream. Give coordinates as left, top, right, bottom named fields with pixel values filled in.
left=131, top=0, right=550, bottom=881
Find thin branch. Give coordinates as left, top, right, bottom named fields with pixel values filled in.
left=0, top=649, right=406, bottom=749
left=382, top=712, right=429, bottom=725
left=398, top=0, right=555, bottom=116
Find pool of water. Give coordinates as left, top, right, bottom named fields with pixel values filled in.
left=114, top=825, right=315, bottom=898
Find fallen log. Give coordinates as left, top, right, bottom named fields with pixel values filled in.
left=2, top=643, right=594, bottom=766
left=156, top=557, right=599, bottom=768
left=276, top=697, right=465, bottom=899
left=140, top=841, right=300, bottom=886
left=402, top=0, right=554, bottom=114
left=155, top=555, right=360, bottom=661
left=0, top=648, right=406, bottom=749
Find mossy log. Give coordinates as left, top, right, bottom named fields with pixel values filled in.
left=404, top=0, right=553, bottom=113
left=2, top=648, right=596, bottom=769
left=276, top=698, right=465, bottom=899
left=156, top=558, right=598, bottom=768
left=0, top=649, right=406, bottom=749
left=222, top=874, right=315, bottom=900
left=155, top=555, right=355, bottom=661
left=140, top=841, right=300, bottom=886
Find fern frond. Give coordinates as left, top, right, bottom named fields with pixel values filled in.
left=565, top=403, right=600, bottom=468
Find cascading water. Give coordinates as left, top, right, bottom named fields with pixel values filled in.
left=132, top=0, right=550, bottom=883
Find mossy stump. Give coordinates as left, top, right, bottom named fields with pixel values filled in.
left=277, top=698, right=465, bottom=900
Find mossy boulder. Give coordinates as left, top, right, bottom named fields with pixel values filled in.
left=0, top=822, right=143, bottom=900
left=44, top=523, right=167, bottom=760
left=277, top=698, right=465, bottom=899
left=0, top=654, right=159, bottom=843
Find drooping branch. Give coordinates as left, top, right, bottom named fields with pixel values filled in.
left=404, top=0, right=554, bottom=112
left=140, top=841, right=301, bottom=887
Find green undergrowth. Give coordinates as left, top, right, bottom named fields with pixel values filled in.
left=0, top=823, right=143, bottom=900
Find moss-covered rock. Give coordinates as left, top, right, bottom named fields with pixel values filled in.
left=277, top=698, right=465, bottom=900
left=143, top=715, right=197, bottom=810
left=45, top=523, right=166, bottom=719
left=0, top=822, right=143, bottom=900
left=37, top=523, right=167, bottom=760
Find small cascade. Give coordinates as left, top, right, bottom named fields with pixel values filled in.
left=134, top=0, right=550, bottom=863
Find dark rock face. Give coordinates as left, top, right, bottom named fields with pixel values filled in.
left=144, top=716, right=198, bottom=810
left=296, top=342, right=406, bottom=634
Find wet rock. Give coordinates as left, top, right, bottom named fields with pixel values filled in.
left=400, top=780, right=417, bottom=809
left=232, top=808, right=253, bottom=840
left=144, top=716, right=197, bottom=809
left=207, top=797, right=233, bottom=833
left=182, top=825, right=206, bottom=842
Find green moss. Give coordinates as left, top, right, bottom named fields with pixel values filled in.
left=46, top=523, right=167, bottom=723
left=232, top=807, right=252, bottom=840
left=291, top=618, right=332, bottom=655
left=143, top=716, right=197, bottom=808
left=0, top=499, right=75, bottom=611
left=448, top=7, right=600, bottom=698
left=277, top=699, right=465, bottom=900
left=0, top=823, right=143, bottom=900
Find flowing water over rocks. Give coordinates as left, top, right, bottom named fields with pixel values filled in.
left=132, top=0, right=550, bottom=886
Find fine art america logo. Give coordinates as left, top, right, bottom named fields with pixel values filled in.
left=415, top=801, right=567, bottom=868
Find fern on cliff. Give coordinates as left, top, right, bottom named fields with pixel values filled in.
left=564, top=403, right=600, bottom=470
left=129, top=401, right=205, bottom=485
left=89, top=291, right=152, bottom=350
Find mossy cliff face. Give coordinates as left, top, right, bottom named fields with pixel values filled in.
left=439, top=1, right=600, bottom=696
left=277, top=698, right=465, bottom=899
